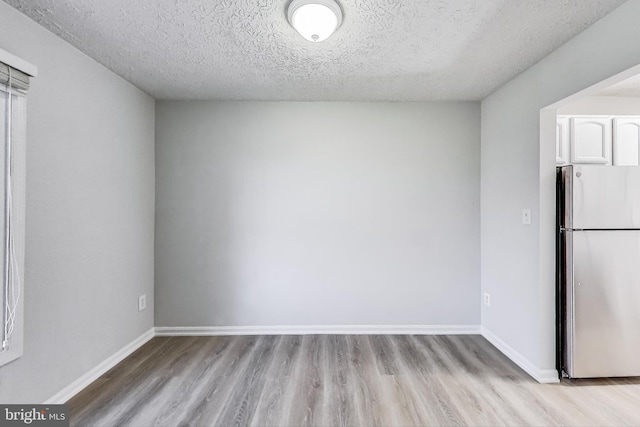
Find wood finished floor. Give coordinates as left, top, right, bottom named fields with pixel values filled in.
left=68, top=335, right=640, bottom=426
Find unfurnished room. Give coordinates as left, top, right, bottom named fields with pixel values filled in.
left=1, top=1, right=640, bottom=426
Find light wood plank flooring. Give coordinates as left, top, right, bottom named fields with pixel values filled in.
left=68, top=335, right=640, bottom=426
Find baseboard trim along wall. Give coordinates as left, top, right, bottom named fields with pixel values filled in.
left=481, top=327, right=559, bottom=384
left=154, top=324, right=482, bottom=336
left=44, top=328, right=155, bottom=404
left=46, top=324, right=562, bottom=403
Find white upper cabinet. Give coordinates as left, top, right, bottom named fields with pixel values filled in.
left=556, top=116, right=570, bottom=165
left=570, top=116, right=612, bottom=165
left=613, top=117, right=640, bottom=166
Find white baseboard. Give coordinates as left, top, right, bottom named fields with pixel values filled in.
left=43, top=324, right=561, bottom=405
left=481, top=327, right=559, bottom=384
left=155, top=324, right=481, bottom=336
left=44, top=328, right=155, bottom=404
left=43, top=324, right=489, bottom=404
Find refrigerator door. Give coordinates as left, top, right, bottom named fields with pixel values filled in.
left=565, top=165, right=640, bottom=229
left=567, top=230, right=640, bottom=378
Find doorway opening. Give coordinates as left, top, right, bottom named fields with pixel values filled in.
left=540, top=63, right=640, bottom=374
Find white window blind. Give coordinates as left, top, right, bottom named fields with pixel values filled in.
left=0, top=58, right=31, bottom=367
left=0, top=63, right=30, bottom=93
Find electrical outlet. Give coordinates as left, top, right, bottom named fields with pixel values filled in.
left=138, top=294, right=146, bottom=312
left=483, top=292, right=491, bottom=306
left=522, top=209, right=531, bottom=225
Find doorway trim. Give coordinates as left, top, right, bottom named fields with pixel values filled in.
left=538, top=63, right=640, bottom=374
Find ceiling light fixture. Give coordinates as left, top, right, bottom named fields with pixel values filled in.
left=287, top=0, right=343, bottom=43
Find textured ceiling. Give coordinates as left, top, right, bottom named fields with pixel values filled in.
left=3, top=0, right=627, bottom=101
left=595, top=73, right=640, bottom=97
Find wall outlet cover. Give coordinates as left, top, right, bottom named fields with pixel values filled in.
left=138, top=294, right=146, bottom=312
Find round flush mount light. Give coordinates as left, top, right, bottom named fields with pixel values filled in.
left=287, top=0, right=343, bottom=42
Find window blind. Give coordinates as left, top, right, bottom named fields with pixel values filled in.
left=0, top=63, right=30, bottom=93
left=0, top=58, right=28, bottom=365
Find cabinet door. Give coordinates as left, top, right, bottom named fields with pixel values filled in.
left=556, top=116, right=569, bottom=165
left=613, top=117, right=640, bottom=166
left=570, top=116, right=612, bottom=164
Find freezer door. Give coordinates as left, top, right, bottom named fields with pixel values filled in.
left=567, top=165, right=640, bottom=229
left=567, top=230, right=640, bottom=378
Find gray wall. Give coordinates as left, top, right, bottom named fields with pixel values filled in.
left=155, top=101, right=480, bottom=327
left=0, top=2, right=155, bottom=403
left=481, top=0, right=640, bottom=374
